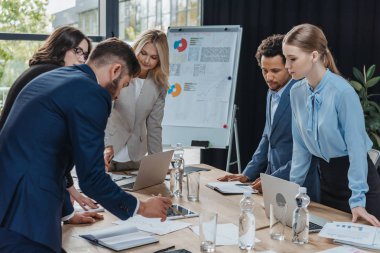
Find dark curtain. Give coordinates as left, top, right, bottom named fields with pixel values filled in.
left=202, top=0, right=380, bottom=172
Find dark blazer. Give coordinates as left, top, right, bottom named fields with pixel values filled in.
left=242, top=79, right=320, bottom=201
left=0, top=63, right=75, bottom=195
left=0, top=64, right=138, bottom=253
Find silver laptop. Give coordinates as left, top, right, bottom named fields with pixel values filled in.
left=118, top=150, right=174, bottom=191
left=261, top=173, right=329, bottom=233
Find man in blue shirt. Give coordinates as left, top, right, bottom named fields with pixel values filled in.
left=218, top=34, right=320, bottom=201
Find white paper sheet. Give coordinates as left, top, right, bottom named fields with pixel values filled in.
left=319, top=222, right=376, bottom=246
left=73, top=202, right=105, bottom=213
left=113, top=215, right=192, bottom=235
left=316, top=245, right=369, bottom=253
left=191, top=223, right=260, bottom=246
left=206, top=182, right=257, bottom=194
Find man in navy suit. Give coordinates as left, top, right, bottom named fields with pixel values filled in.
left=0, top=38, right=172, bottom=253
left=218, top=34, right=319, bottom=201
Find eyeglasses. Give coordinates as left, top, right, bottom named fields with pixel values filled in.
left=72, top=47, right=89, bottom=60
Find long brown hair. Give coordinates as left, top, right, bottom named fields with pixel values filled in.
left=133, top=29, right=169, bottom=89
left=29, top=26, right=91, bottom=67
left=283, top=23, right=340, bottom=75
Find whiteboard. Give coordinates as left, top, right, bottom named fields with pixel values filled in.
left=162, top=26, right=242, bottom=148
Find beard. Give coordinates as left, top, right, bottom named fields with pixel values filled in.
left=104, top=75, right=122, bottom=100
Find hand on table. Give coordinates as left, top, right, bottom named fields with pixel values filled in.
left=351, top=206, right=380, bottom=227
left=68, top=186, right=98, bottom=211
left=217, top=174, right=249, bottom=183
left=65, top=212, right=104, bottom=224
left=251, top=178, right=262, bottom=193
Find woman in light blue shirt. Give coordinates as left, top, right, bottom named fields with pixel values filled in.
left=282, top=23, right=380, bottom=226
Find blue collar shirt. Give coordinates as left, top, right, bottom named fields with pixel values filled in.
left=269, top=80, right=290, bottom=124
left=290, top=69, right=372, bottom=209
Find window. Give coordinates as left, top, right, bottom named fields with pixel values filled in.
left=0, top=40, right=42, bottom=108
left=0, top=0, right=101, bottom=109
left=0, top=0, right=202, bottom=109
left=118, top=0, right=202, bottom=42
left=52, top=0, right=99, bottom=35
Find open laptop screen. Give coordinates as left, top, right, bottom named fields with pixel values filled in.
left=260, top=173, right=328, bottom=232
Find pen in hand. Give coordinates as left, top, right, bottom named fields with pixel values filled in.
left=107, top=154, right=114, bottom=164
left=105, top=154, right=114, bottom=172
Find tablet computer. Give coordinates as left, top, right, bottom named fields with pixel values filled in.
left=167, top=204, right=198, bottom=220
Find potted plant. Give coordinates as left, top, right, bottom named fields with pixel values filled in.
left=350, top=64, right=380, bottom=149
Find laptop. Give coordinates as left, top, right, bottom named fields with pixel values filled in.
left=117, top=150, right=174, bottom=191
left=260, top=173, right=329, bottom=233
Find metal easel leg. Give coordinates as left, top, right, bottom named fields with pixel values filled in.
left=234, top=118, right=241, bottom=173
left=226, top=105, right=241, bottom=173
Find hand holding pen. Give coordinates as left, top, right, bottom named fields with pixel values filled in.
left=138, top=194, right=172, bottom=221
left=103, top=145, right=114, bottom=172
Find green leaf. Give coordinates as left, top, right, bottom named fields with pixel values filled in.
left=366, top=65, right=376, bottom=79
left=367, top=116, right=380, bottom=131
left=366, top=76, right=380, bottom=88
left=368, top=101, right=380, bottom=112
left=368, top=94, right=380, bottom=98
left=353, top=67, right=365, bottom=83
left=370, top=132, right=380, bottom=149
left=350, top=80, right=363, bottom=91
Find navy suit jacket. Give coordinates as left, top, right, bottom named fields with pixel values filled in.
left=243, top=79, right=320, bottom=201
left=0, top=65, right=137, bottom=253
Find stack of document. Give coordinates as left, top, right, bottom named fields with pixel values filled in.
left=319, top=222, right=380, bottom=251
left=80, top=224, right=158, bottom=251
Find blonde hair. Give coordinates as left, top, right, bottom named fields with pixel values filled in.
left=133, top=29, right=169, bottom=88
left=283, top=23, right=340, bottom=75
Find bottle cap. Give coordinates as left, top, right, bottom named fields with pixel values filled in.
left=243, top=191, right=251, bottom=197
left=299, top=187, right=307, bottom=194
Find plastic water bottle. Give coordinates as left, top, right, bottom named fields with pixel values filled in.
left=170, top=143, right=185, bottom=197
left=239, top=191, right=255, bottom=250
left=291, top=187, right=310, bottom=244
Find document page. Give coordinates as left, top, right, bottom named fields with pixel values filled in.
left=316, top=245, right=369, bottom=253
left=113, top=215, right=192, bottom=235
left=206, top=182, right=257, bottom=194
left=191, top=223, right=260, bottom=246
left=319, top=222, right=376, bottom=245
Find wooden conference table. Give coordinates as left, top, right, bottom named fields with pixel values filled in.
left=62, top=164, right=374, bottom=253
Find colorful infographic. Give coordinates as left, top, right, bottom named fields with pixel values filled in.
left=173, top=38, right=187, bottom=52
left=167, top=83, right=182, bottom=97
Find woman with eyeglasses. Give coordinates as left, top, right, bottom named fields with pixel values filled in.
left=103, top=29, right=169, bottom=171
left=0, top=26, right=102, bottom=224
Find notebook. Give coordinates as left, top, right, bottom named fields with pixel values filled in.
left=206, top=181, right=257, bottom=195
left=80, top=225, right=158, bottom=251
left=118, top=150, right=174, bottom=191
left=261, top=173, right=329, bottom=233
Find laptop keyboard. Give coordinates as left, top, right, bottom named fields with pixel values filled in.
left=120, top=182, right=135, bottom=189
left=309, top=221, right=323, bottom=231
